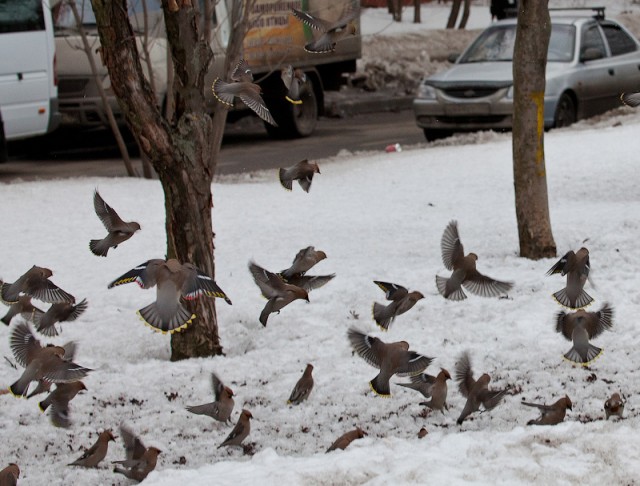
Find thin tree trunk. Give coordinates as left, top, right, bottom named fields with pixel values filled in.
left=413, top=0, right=421, bottom=23
left=457, top=0, right=471, bottom=29
left=69, top=0, right=137, bottom=177
left=512, top=0, right=556, bottom=258
left=446, top=0, right=461, bottom=28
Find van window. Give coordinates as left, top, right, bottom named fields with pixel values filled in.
left=0, top=0, right=45, bottom=33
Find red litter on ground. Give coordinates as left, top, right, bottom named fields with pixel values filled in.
left=385, top=143, right=402, bottom=152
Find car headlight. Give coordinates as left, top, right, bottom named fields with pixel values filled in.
left=505, top=85, right=514, bottom=99
left=416, top=83, right=436, bottom=100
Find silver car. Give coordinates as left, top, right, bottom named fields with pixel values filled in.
left=413, top=10, right=640, bottom=141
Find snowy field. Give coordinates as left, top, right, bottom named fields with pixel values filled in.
left=2, top=1, right=640, bottom=485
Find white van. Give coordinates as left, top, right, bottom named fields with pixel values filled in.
left=0, top=0, right=60, bottom=160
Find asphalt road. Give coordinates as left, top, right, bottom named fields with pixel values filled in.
left=1, top=110, right=425, bottom=182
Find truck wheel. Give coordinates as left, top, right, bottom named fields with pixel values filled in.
left=265, top=76, right=318, bottom=138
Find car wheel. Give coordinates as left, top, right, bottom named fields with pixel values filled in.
left=553, top=93, right=576, bottom=128
left=265, top=76, right=318, bottom=139
left=423, top=129, right=453, bottom=142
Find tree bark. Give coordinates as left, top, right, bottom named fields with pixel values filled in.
left=413, top=0, right=421, bottom=23
left=446, top=0, right=461, bottom=29
left=512, top=0, right=556, bottom=259
left=457, top=0, right=471, bottom=29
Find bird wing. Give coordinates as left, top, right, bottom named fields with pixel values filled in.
left=291, top=8, right=332, bottom=31
left=554, top=311, right=574, bottom=341
left=119, top=425, right=147, bottom=461
left=396, top=352, right=433, bottom=377
left=441, top=220, right=464, bottom=270
left=455, top=351, right=476, bottom=398
left=462, top=270, right=513, bottom=297
left=237, top=90, right=277, bottom=126
left=42, top=358, right=91, bottom=383
left=10, top=321, right=41, bottom=367
left=93, top=189, right=128, bottom=232
left=347, top=328, right=383, bottom=369
left=28, top=279, right=75, bottom=304
left=546, top=251, right=574, bottom=276
left=108, top=260, right=161, bottom=289
left=230, top=59, right=253, bottom=82
left=211, top=372, right=224, bottom=402
left=328, top=3, right=359, bottom=31
left=586, top=303, right=613, bottom=339
left=521, top=401, right=554, bottom=411
left=249, top=261, right=286, bottom=298
left=61, top=341, right=77, bottom=361
left=286, top=274, right=335, bottom=292
left=65, top=298, right=89, bottom=322
left=621, top=91, right=640, bottom=107
left=181, top=263, right=232, bottom=304
left=479, top=388, right=508, bottom=411
left=373, top=281, right=408, bottom=302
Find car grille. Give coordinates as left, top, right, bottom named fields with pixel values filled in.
left=58, top=78, right=90, bottom=97
left=436, top=115, right=508, bottom=124
left=442, top=87, right=500, bottom=99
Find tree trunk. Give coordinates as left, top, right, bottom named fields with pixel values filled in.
left=457, top=0, right=471, bottom=29
left=392, top=0, right=402, bottom=22
left=446, top=0, right=462, bottom=28
left=512, top=0, right=556, bottom=259
left=413, top=0, right=421, bottom=23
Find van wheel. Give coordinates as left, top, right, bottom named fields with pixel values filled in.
left=265, top=76, right=318, bottom=139
left=423, top=129, right=453, bottom=142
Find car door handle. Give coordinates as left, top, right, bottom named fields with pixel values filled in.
left=608, top=69, right=615, bottom=76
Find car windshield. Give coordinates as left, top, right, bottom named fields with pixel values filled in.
left=459, top=24, right=576, bottom=63
left=53, top=0, right=162, bottom=32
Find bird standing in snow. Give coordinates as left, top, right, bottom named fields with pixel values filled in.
left=281, top=65, right=306, bottom=104
left=186, top=372, right=235, bottom=423
left=218, top=409, right=253, bottom=449
left=288, top=363, right=314, bottom=405
left=555, top=303, right=613, bottom=365
left=0, top=463, right=20, bottom=484
left=291, top=4, right=358, bottom=53
left=211, top=59, right=277, bottom=126
left=547, top=247, right=593, bottom=309
left=278, top=160, right=321, bottom=193
left=69, top=430, right=116, bottom=467
left=326, top=427, right=367, bottom=452
left=435, top=220, right=513, bottom=301
left=1, top=266, right=75, bottom=305
left=347, top=327, right=433, bottom=397
left=90, top=190, right=141, bottom=257
left=108, top=259, right=231, bottom=334
left=398, top=368, right=451, bottom=414
left=113, top=425, right=162, bottom=482
left=604, top=392, right=625, bottom=420
left=372, top=281, right=424, bottom=331
left=522, top=395, right=572, bottom=425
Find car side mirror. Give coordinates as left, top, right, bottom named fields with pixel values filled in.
left=447, top=53, right=460, bottom=63
left=580, top=47, right=604, bottom=62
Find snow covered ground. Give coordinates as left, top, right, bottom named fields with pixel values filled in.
left=2, top=2, right=640, bottom=485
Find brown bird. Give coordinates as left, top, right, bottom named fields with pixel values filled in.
left=372, top=281, right=424, bottom=331
left=90, top=189, right=141, bottom=257
left=547, top=247, right=593, bottom=309
left=218, top=409, right=253, bottom=448
left=0, top=464, right=19, bottom=485
left=288, top=363, right=314, bottom=405
left=1, top=295, right=43, bottom=326
left=398, top=368, right=451, bottom=414
left=555, top=303, right=613, bottom=365
left=26, top=341, right=77, bottom=399
left=347, top=327, right=433, bottom=397
left=281, top=65, right=306, bottom=104
left=69, top=430, right=116, bottom=467
left=435, top=221, right=513, bottom=301
left=34, top=298, right=88, bottom=337
left=279, top=159, right=321, bottom=193
left=282, top=273, right=335, bottom=292
left=186, top=372, right=235, bottom=423
left=455, top=351, right=508, bottom=425
left=8, top=322, right=91, bottom=397
left=39, top=381, right=86, bottom=428
left=604, top=392, right=625, bottom=420
left=211, top=59, right=277, bottom=126
left=621, top=91, right=640, bottom=107
left=248, top=261, right=309, bottom=326
left=280, top=246, right=327, bottom=279
left=326, top=427, right=367, bottom=452
left=113, top=425, right=162, bottom=482
left=523, top=395, right=572, bottom=426
left=1, top=265, right=75, bottom=305
left=291, top=4, right=358, bottom=53
left=108, top=258, right=231, bottom=334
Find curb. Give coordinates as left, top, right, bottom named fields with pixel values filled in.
left=324, top=92, right=414, bottom=118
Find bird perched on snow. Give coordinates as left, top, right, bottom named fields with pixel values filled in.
left=248, top=261, right=309, bottom=326
left=1, top=265, right=75, bottom=305
left=291, top=4, right=358, bottom=53
left=604, top=392, right=625, bottom=420
left=347, top=327, right=433, bottom=397
left=186, top=372, right=235, bottom=423
left=372, top=281, right=424, bottom=331
left=33, top=298, right=88, bottom=337
left=69, top=430, right=116, bottom=467
left=522, top=395, right=572, bottom=425
left=113, top=425, right=162, bottom=482
left=8, top=322, right=91, bottom=397
left=0, top=463, right=20, bottom=485
left=218, top=409, right=253, bottom=448
left=280, top=246, right=327, bottom=279
left=211, top=59, right=277, bottom=126
left=1, top=295, right=43, bottom=326
left=90, top=190, right=141, bottom=257
left=547, top=247, right=593, bottom=309
left=555, top=303, right=613, bottom=365
left=455, top=351, right=508, bottom=425
left=621, top=91, right=640, bottom=107
left=326, top=427, right=367, bottom=452
left=288, top=363, right=314, bottom=405
left=435, top=220, right=513, bottom=301
left=398, top=368, right=451, bottom=414
left=278, top=159, right=321, bottom=193
left=39, top=381, right=86, bottom=428
left=108, top=258, right=232, bottom=334
left=281, top=65, right=306, bottom=104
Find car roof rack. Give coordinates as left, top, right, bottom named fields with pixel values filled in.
left=548, top=6, right=605, bottom=20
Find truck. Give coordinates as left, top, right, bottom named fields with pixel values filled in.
left=52, top=0, right=361, bottom=138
